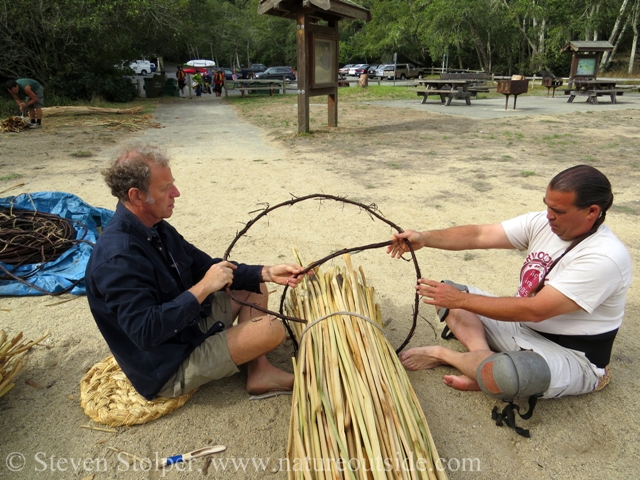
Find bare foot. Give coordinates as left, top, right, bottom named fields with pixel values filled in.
left=246, top=358, right=294, bottom=395
left=443, top=374, right=480, bottom=391
left=399, top=346, right=446, bottom=371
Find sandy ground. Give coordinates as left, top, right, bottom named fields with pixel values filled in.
left=1, top=91, right=639, bottom=479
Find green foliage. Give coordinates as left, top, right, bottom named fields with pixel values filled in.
left=338, top=85, right=416, bottom=101
left=70, top=151, right=94, bottom=158
left=48, top=73, right=138, bottom=103
left=1, top=0, right=637, bottom=94
left=0, top=173, right=23, bottom=181
left=0, top=0, right=188, bottom=81
left=0, top=98, right=18, bottom=118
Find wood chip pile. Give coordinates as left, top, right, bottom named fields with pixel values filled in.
left=284, top=253, right=446, bottom=480
left=0, top=116, right=29, bottom=133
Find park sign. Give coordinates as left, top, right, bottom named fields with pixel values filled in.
left=258, top=0, right=371, bottom=133
left=561, top=41, right=613, bottom=81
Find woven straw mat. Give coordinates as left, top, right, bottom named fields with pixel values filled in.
left=80, top=355, right=196, bottom=427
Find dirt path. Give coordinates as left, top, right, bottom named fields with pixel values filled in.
left=1, top=93, right=639, bottom=479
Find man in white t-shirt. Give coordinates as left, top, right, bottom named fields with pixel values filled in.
left=387, top=165, right=631, bottom=400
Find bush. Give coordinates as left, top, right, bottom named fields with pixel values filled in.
left=0, top=97, right=19, bottom=117
left=48, top=72, right=138, bottom=103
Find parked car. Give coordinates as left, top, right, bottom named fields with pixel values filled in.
left=380, top=63, right=424, bottom=80
left=348, top=64, right=368, bottom=76
left=237, top=64, right=267, bottom=79
left=200, top=68, right=235, bottom=80
left=367, top=64, right=380, bottom=78
left=220, top=68, right=235, bottom=81
left=354, top=64, right=370, bottom=76
left=150, top=63, right=157, bottom=73
left=339, top=64, right=354, bottom=76
left=255, top=66, right=296, bottom=82
left=128, top=60, right=153, bottom=76
left=374, top=64, right=393, bottom=78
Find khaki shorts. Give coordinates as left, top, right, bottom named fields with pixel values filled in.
left=157, top=291, right=240, bottom=398
left=26, top=88, right=44, bottom=109
left=468, top=285, right=606, bottom=399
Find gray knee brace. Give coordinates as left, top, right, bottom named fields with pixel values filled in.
left=476, top=351, right=551, bottom=401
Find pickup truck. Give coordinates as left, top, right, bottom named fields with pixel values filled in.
left=380, top=63, right=424, bottom=80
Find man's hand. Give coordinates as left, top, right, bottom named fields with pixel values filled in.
left=386, top=230, right=424, bottom=258
left=203, top=261, right=237, bottom=291
left=18, top=101, right=27, bottom=112
left=189, top=261, right=237, bottom=303
left=261, top=264, right=304, bottom=287
left=416, top=279, right=467, bottom=309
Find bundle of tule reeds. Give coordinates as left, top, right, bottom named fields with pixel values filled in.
left=0, top=330, right=49, bottom=397
left=284, top=252, right=446, bottom=480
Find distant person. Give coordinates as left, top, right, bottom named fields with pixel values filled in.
left=86, top=144, right=304, bottom=400
left=238, top=67, right=254, bottom=80
left=214, top=70, right=224, bottom=97
left=192, top=71, right=203, bottom=97
left=176, top=66, right=186, bottom=97
left=5, top=79, right=44, bottom=128
left=203, top=69, right=213, bottom=94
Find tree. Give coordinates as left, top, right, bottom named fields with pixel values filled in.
left=0, top=0, right=193, bottom=81
left=629, top=0, right=640, bottom=72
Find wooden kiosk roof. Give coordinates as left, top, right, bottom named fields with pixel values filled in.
left=258, top=0, right=371, bottom=21
left=561, top=41, right=614, bottom=53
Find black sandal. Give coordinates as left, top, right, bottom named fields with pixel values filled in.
left=438, top=280, right=469, bottom=340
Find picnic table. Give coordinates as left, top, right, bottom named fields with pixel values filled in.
left=415, top=79, right=473, bottom=106
left=564, top=80, right=624, bottom=104
left=225, top=78, right=288, bottom=98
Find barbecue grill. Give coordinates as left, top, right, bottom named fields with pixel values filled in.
left=496, top=79, right=529, bottom=110
left=542, top=77, right=563, bottom=97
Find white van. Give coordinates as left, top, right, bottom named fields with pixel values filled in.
left=129, top=60, right=153, bottom=76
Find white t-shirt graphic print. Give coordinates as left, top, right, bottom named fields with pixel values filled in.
left=502, top=212, right=632, bottom=336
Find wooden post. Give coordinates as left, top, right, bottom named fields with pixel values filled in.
left=328, top=92, right=337, bottom=127
left=297, top=12, right=309, bottom=133
left=259, top=0, right=370, bottom=134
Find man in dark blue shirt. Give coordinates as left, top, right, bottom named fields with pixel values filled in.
left=86, top=144, right=303, bottom=400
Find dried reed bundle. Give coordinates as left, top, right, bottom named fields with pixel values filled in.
left=41, top=106, right=143, bottom=116
left=0, top=330, right=49, bottom=397
left=285, top=252, right=446, bottom=480
left=80, top=355, right=196, bottom=427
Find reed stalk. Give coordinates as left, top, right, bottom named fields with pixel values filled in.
left=285, top=252, right=447, bottom=479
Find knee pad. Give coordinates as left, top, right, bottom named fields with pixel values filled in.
left=476, top=351, right=551, bottom=401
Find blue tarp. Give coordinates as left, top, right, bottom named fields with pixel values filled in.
left=0, top=192, right=114, bottom=296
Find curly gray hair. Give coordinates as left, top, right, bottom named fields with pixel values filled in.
left=102, top=144, right=170, bottom=202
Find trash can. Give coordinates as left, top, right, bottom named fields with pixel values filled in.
left=143, top=74, right=166, bottom=98
left=162, top=78, right=180, bottom=97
